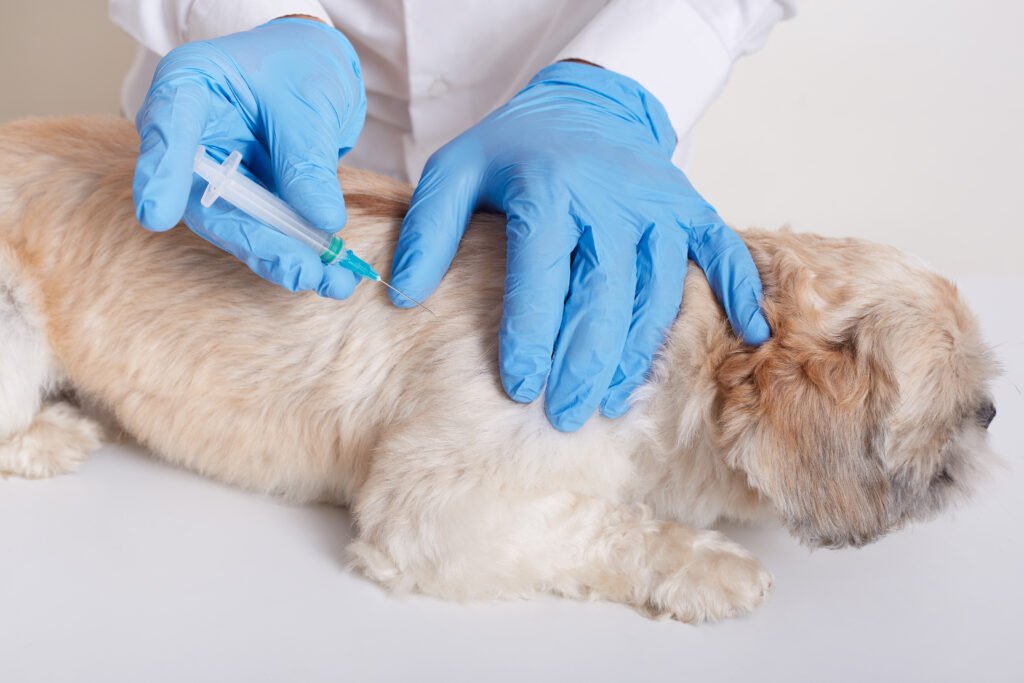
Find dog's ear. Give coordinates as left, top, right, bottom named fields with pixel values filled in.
left=715, top=271, right=899, bottom=548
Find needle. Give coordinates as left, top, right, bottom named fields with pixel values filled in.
left=378, top=278, right=438, bottom=317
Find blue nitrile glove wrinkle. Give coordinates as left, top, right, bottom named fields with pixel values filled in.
left=390, top=62, right=770, bottom=432
left=133, top=17, right=367, bottom=300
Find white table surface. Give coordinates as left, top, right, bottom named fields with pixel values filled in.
left=2, top=277, right=1021, bottom=683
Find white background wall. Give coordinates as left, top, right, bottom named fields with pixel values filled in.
left=689, top=0, right=1024, bottom=277
left=1, top=0, right=1021, bottom=279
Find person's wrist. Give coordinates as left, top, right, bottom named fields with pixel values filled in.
left=530, top=62, right=676, bottom=158
left=277, top=13, right=325, bottom=24
left=557, top=58, right=603, bottom=69
left=261, top=16, right=363, bottom=88
left=264, top=15, right=353, bottom=52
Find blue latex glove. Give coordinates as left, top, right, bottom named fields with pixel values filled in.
left=133, top=17, right=367, bottom=298
left=390, top=62, right=770, bottom=432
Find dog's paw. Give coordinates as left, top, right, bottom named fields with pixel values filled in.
left=0, top=403, right=103, bottom=479
left=644, top=530, right=773, bottom=624
left=348, top=540, right=409, bottom=591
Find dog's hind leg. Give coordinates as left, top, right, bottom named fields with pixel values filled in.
left=350, top=434, right=773, bottom=623
left=0, top=244, right=101, bottom=478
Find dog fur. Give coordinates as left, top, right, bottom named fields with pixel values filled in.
left=0, top=117, right=998, bottom=622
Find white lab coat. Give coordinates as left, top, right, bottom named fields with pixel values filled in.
left=110, top=0, right=794, bottom=181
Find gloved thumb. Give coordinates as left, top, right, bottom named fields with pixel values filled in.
left=133, top=80, right=209, bottom=232
left=389, top=155, right=479, bottom=307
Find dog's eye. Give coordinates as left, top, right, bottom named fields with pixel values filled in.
left=933, top=468, right=954, bottom=486
left=976, top=401, right=996, bottom=429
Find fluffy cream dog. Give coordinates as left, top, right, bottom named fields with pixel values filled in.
left=0, top=117, right=998, bottom=622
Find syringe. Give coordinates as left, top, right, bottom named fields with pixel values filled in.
left=192, top=146, right=433, bottom=315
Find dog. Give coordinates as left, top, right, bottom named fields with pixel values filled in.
left=0, top=117, right=998, bottom=623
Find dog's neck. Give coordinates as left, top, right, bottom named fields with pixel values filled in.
left=634, top=259, right=769, bottom=526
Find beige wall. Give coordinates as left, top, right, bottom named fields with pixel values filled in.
left=1, top=1, right=1021, bottom=277
left=0, top=2, right=134, bottom=121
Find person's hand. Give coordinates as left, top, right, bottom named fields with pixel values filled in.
left=133, top=17, right=366, bottom=298
left=390, top=62, right=770, bottom=431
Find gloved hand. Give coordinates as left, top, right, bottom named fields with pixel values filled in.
left=390, top=62, right=770, bottom=432
left=133, top=17, right=367, bottom=298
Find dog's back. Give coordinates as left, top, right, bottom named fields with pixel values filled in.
left=0, top=117, right=756, bottom=521
left=0, top=117, right=519, bottom=500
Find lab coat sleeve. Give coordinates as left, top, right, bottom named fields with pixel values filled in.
left=554, top=0, right=796, bottom=141
left=109, top=0, right=333, bottom=55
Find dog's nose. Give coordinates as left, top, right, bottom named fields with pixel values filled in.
left=978, top=401, right=996, bottom=429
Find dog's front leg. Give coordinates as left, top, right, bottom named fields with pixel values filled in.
left=545, top=496, right=774, bottom=622
left=0, top=245, right=102, bottom=478
left=351, top=472, right=772, bottom=623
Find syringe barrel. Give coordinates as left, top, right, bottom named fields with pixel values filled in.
left=192, top=147, right=338, bottom=260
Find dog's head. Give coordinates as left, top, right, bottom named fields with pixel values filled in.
left=716, top=229, right=997, bottom=548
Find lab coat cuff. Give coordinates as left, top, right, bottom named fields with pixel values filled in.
left=185, top=0, right=334, bottom=43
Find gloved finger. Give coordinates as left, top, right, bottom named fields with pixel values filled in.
left=498, top=192, right=577, bottom=404
left=133, top=78, right=209, bottom=232
left=600, top=222, right=688, bottom=419
left=315, top=261, right=359, bottom=300
left=687, top=218, right=770, bottom=345
left=183, top=179, right=347, bottom=295
left=269, top=115, right=347, bottom=234
left=388, top=153, right=478, bottom=307
left=545, top=220, right=638, bottom=432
